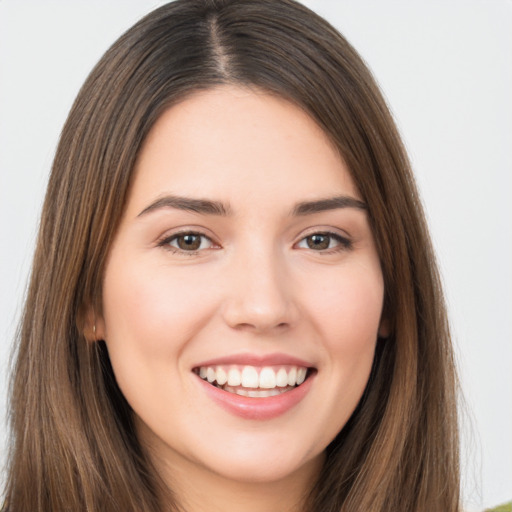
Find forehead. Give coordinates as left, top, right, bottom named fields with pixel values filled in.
left=127, top=86, right=359, bottom=217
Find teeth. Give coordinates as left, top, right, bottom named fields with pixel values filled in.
left=297, top=367, right=307, bottom=385
left=241, top=366, right=259, bottom=388
left=247, top=388, right=283, bottom=397
left=287, top=367, right=297, bottom=386
left=225, top=386, right=291, bottom=398
left=196, top=364, right=310, bottom=392
left=206, top=367, right=216, bottom=383
left=216, top=366, right=228, bottom=385
left=276, top=368, right=288, bottom=387
left=259, top=367, right=276, bottom=388
left=227, top=368, right=241, bottom=386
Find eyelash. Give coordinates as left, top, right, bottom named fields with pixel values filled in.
left=296, top=232, right=353, bottom=253
left=158, top=231, right=217, bottom=255
left=157, top=230, right=352, bottom=255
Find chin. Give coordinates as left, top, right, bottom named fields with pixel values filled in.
left=208, top=452, right=323, bottom=486
left=187, top=431, right=326, bottom=486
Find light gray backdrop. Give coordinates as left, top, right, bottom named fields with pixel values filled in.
left=1, top=1, right=511, bottom=509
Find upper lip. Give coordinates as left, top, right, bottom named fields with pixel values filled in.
left=193, top=352, right=315, bottom=369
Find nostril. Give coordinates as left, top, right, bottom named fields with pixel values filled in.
left=230, top=321, right=291, bottom=333
left=221, top=268, right=300, bottom=332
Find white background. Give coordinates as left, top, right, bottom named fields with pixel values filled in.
left=0, top=1, right=511, bottom=509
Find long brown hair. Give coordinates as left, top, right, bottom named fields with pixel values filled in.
left=4, top=1, right=460, bottom=510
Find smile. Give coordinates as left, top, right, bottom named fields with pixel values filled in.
left=194, top=364, right=312, bottom=398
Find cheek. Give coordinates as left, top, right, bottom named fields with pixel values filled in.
left=300, top=259, right=384, bottom=408
left=287, top=261, right=384, bottom=448
left=306, top=263, right=384, bottom=347
left=99, top=257, right=221, bottom=425
left=102, top=259, right=217, bottom=355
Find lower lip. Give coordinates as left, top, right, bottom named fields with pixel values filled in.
left=196, top=373, right=315, bottom=420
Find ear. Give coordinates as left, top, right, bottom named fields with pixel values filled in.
left=79, top=305, right=107, bottom=343
left=378, top=316, right=390, bottom=339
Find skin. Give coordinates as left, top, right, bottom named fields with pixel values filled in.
left=95, top=86, right=387, bottom=512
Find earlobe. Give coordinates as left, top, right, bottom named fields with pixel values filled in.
left=81, top=306, right=106, bottom=342
left=378, top=317, right=390, bottom=339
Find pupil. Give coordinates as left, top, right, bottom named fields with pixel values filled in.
left=178, top=234, right=201, bottom=250
left=308, top=234, right=329, bottom=250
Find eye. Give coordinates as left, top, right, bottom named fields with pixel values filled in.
left=160, top=232, right=216, bottom=253
left=296, top=232, right=352, bottom=252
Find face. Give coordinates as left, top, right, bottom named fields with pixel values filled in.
left=97, top=86, right=386, bottom=488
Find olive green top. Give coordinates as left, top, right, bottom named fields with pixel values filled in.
left=485, top=501, right=512, bottom=512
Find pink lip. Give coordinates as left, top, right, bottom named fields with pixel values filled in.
left=194, top=352, right=313, bottom=368
left=195, top=371, right=316, bottom=421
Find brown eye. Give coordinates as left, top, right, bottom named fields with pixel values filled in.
left=296, top=232, right=352, bottom=252
left=306, top=234, right=330, bottom=250
left=163, top=232, right=214, bottom=252
left=177, top=234, right=202, bottom=250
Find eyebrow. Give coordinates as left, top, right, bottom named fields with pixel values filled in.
left=137, top=194, right=367, bottom=218
left=292, top=196, right=367, bottom=215
left=138, top=195, right=231, bottom=217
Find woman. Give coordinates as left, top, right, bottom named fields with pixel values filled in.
left=3, top=0, right=460, bottom=510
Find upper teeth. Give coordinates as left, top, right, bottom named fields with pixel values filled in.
left=198, top=365, right=308, bottom=389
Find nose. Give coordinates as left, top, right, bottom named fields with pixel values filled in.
left=221, top=245, right=299, bottom=334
